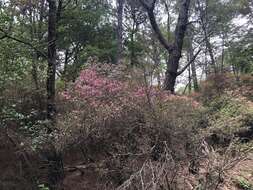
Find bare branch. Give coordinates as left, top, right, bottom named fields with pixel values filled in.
left=139, top=0, right=157, bottom=10
left=177, top=48, right=201, bottom=76
left=0, top=28, right=47, bottom=58
left=0, top=34, right=7, bottom=40
left=139, top=0, right=174, bottom=52
left=187, top=20, right=198, bottom=25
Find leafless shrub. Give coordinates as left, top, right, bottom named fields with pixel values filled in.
left=195, top=139, right=252, bottom=190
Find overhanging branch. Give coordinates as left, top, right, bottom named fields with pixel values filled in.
left=0, top=28, right=47, bottom=58
left=177, top=48, right=201, bottom=76
left=139, top=0, right=174, bottom=52
left=0, top=34, right=7, bottom=40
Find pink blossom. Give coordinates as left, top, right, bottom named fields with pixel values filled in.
left=61, top=65, right=201, bottom=116
left=61, top=91, right=71, bottom=100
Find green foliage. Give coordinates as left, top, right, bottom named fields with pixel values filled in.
left=227, top=43, right=253, bottom=74
left=125, top=34, right=145, bottom=63
left=197, top=93, right=253, bottom=146
left=1, top=104, right=45, bottom=137
left=56, top=79, right=66, bottom=91
left=0, top=40, right=30, bottom=90
left=57, top=0, right=117, bottom=81
left=1, top=105, right=25, bottom=126
left=235, top=177, right=253, bottom=190
left=207, top=96, right=243, bottom=117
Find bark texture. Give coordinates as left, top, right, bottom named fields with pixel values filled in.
left=163, top=0, right=191, bottom=92
left=46, top=0, right=57, bottom=120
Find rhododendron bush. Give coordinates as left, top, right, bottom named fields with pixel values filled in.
left=57, top=63, right=203, bottom=153
left=61, top=66, right=132, bottom=118
left=60, top=64, right=200, bottom=120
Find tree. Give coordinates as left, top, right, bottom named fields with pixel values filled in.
left=57, top=0, right=115, bottom=81
left=116, top=0, right=125, bottom=63
left=124, top=0, right=146, bottom=65
left=187, top=26, right=199, bottom=92
left=139, top=0, right=200, bottom=93
left=46, top=0, right=57, bottom=121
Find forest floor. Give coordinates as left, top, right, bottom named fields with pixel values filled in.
left=60, top=153, right=253, bottom=190
left=0, top=114, right=252, bottom=190
left=0, top=133, right=252, bottom=190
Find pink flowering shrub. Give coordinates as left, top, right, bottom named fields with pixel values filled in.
left=61, top=66, right=129, bottom=117
left=57, top=64, right=203, bottom=162
left=74, top=67, right=126, bottom=104
left=60, top=64, right=201, bottom=124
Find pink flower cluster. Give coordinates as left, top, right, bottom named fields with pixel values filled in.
left=61, top=65, right=201, bottom=113
left=61, top=91, right=72, bottom=100
left=61, top=67, right=128, bottom=112
left=75, top=68, right=124, bottom=99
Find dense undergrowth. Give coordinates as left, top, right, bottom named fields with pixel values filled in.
left=0, top=63, right=253, bottom=190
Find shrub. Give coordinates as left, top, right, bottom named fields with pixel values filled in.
left=199, top=74, right=253, bottom=103
left=56, top=63, right=203, bottom=189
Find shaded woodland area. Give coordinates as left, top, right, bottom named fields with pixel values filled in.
left=0, top=0, right=253, bottom=189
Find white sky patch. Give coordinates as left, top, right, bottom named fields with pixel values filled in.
left=232, top=16, right=248, bottom=27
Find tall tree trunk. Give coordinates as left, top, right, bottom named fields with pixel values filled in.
left=63, top=49, right=69, bottom=77
left=188, top=64, right=192, bottom=93
left=204, top=32, right=217, bottom=73
left=164, top=0, right=191, bottom=93
left=164, top=50, right=179, bottom=92
left=188, top=31, right=199, bottom=92
left=46, top=0, right=57, bottom=120
left=116, top=0, right=125, bottom=63
left=130, top=23, right=135, bottom=65
left=29, top=8, right=39, bottom=90
left=45, top=4, right=64, bottom=190
left=221, top=32, right=225, bottom=72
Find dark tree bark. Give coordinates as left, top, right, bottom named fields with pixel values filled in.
left=45, top=4, right=64, bottom=190
left=188, top=64, right=192, bottom=93
left=164, top=0, right=192, bottom=92
left=116, top=0, right=125, bottom=63
left=63, top=49, right=69, bottom=76
left=46, top=0, right=57, bottom=120
left=140, top=0, right=192, bottom=93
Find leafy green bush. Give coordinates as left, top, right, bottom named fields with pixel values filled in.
left=200, top=94, right=253, bottom=147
